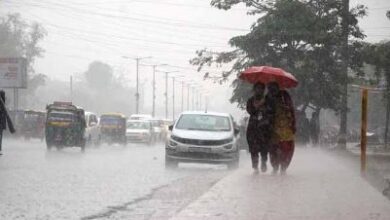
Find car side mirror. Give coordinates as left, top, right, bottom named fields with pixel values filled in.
left=168, top=125, right=173, bottom=131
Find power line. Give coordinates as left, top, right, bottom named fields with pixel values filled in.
left=6, top=0, right=249, bottom=32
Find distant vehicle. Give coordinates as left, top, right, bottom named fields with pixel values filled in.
left=165, top=111, right=240, bottom=169
left=85, top=112, right=100, bottom=146
left=126, top=120, right=154, bottom=145
left=45, top=102, right=86, bottom=151
left=129, top=114, right=152, bottom=120
left=21, top=110, right=46, bottom=141
left=148, top=119, right=164, bottom=142
left=99, top=113, right=127, bottom=145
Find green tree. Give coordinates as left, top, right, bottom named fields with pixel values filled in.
left=0, top=13, right=47, bottom=93
left=84, top=61, right=114, bottom=89
left=191, top=0, right=365, bottom=140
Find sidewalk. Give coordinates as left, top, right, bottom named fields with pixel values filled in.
left=170, top=148, right=390, bottom=220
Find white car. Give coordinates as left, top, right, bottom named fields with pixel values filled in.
left=85, top=112, right=100, bottom=146
left=165, top=111, right=240, bottom=169
left=126, top=120, right=154, bottom=145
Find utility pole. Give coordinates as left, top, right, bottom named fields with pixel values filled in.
left=70, top=75, right=73, bottom=103
left=187, top=85, right=190, bottom=111
left=123, top=56, right=151, bottom=114
left=172, top=77, right=175, bottom=120
left=156, top=70, right=178, bottom=119
left=338, top=0, right=350, bottom=149
left=140, top=63, right=167, bottom=118
left=165, top=72, right=168, bottom=119
left=192, top=87, right=195, bottom=110
left=181, top=81, right=185, bottom=113
left=152, top=66, right=156, bottom=117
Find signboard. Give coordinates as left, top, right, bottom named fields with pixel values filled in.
left=0, top=57, right=27, bottom=88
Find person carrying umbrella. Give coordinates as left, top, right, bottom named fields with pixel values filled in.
left=246, top=82, right=273, bottom=174
left=240, top=66, right=298, bottom=175
left=267, top=82, right=296, bottom=175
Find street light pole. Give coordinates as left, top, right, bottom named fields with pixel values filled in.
left=122, top=56, right=151, bottom=114
left=152, top=65, right=156, bottom=117
left=172, top=77, right=175, bottom=120
left=187, top=85, right=190, bottom=111
left=136, top=58, right=140, bottom=114
left=181, top=81, right=185, bottom=113
left=165, top=72, right=168, bottom=119
left=192, top=87, right=195, bottom=110
left=70, top=75, right=73, bottom=103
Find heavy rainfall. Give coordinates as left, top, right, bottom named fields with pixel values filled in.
left=0, top=0, right=390, bottom=219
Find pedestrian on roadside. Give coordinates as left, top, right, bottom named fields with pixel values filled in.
left=309, top=111, right=320, bottom=146
left=0, top=90, right=7, bottom=156
left=267, top=82, right=296, bottom=175
left=246, top=82, right=274, bottom=174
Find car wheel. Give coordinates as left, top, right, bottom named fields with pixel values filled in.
left=165, top=156, right=178, bottom=169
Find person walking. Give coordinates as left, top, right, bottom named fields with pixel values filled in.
left=246, top=82, right=273, bottom=174
left=309, top=111, right=320, bottom=146
left=0, top=90, right=7, bottom=156
left=267, top=82, right=296, bottom=175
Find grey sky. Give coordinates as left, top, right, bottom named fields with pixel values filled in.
left=1, top=0, right=389, bottom=119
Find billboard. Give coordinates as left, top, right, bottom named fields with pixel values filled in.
left=0, top=57, right=27, bottom=88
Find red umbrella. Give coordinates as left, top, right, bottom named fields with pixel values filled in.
left=239, top=66, right=298, bottom=88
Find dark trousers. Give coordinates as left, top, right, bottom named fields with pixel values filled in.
left=0, top=129, right=3, bottom=151
left=250, top=145, right=268, bottom=169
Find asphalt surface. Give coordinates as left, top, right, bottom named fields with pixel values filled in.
left=2, top=139, right=390, bottom=220
left=0, top=138, right=231, bottom=220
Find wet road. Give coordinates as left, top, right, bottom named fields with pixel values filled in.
left=0, top=138, right=231, bottom=220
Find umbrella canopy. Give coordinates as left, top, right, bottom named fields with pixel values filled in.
left=239, top=66, right=298, bottom=88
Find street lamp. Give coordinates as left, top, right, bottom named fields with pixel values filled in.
left=141, top=63, right=167, bottom=117
left=156, top=70, right=179, bottom=119
left=122, top=56, right=152, bottom=114
left=170, top=75, right=184, bottom=120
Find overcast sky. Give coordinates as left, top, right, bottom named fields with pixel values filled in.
left=1, top=0, right=389, bottom=119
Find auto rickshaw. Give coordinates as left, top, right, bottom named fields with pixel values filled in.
left=99, top=113, right=127, bottom=145
left=21, top=110, right=46, bottom=141
left=45, top=102, right=86, bottom=151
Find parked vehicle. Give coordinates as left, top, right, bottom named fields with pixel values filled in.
left=126, top=120, right=154, bottom=145
left=85, top=112, right=100, bottom=146
left=100, top=113, right=127, bottom=145
left=21, top=110, right=46, bottom=141
left=129, top=114, right=152, bottom=120
left=45, top=102, right=86, bottom=151
left=165, top=111, right=240, bottom=169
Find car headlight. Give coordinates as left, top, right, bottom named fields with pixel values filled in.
left=223, top=144, right=234, bottom=150
left=169, top=139, right=178, bottom=147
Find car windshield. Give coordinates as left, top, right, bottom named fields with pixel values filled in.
left=127, top=121, right=150, bottom=129
left=175, top=114, right=231, bottom=131
left=100, top=116, right=123, bottom=125
left=48, top=111, right=74, bottom=122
